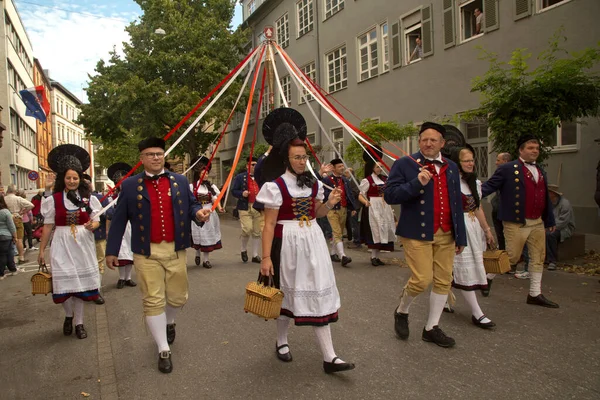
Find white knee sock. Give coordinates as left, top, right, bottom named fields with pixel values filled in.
left=73, top=297, right=84, bottom=326
left=396, top=289, right=415, bottom=314
left=530, top=271, right=542, bottom=297
left=486, top=273, right=496, bottom=280
left=371, top=249, right=380, bottom=259
left=146, top=313, right=170, bottom=353
left=330, top=242, right=336, bottom=256
left=241, top=236, right=249, bottom=252
left=165, top=304, right=179, bottom=325
left=202, top=252, right=209, bottom=263
left=425, top=292, right=448, bottom=331
left=195, top=249, right=201, bottom=257
left=252, top=237, right=261, bottom=258
left=62, top=298, right=74, bottom=317
left=313, top=325, right=344, bottom=364
left=335, top=242, right=346, bottom=258
left=460, top=290, right=489, bottom=322
left=125, top=265, right=133, bottom=280
left=118, top=266, right=127, bottom=280
left=276, top=317, right=290, bottom=355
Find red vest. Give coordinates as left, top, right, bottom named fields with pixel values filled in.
left=247, top=175, right=259, bottom=203
left=53, top=192, right=90, bottom=226
left=193, top=182, right=213, bottom=205
left=522, top=163, right=546, bottom=220
left=426, top=163, right=452, bottom=233
left=331, top=175, right=347, bottom=207
left=145, top=177, right=175, bottom=243
left=366, top=175, right=386, bottom=198
left=273, top=177, right=318, bottom=238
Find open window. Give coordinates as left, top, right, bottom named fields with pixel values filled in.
left=459, top=0, right=484, bottom=42
left=332, top=127, right=344, bottom=158
left=404, top=22, right=422, bottom=64
left=538, top=0, right=572, bottom=12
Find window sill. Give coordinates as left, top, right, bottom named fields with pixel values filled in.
left=550, top=146, right=578, bottom=154
left=537, top=0, right=573, bottom=14
left=459, top=33, right=484, bottom=45
left=405, top=59, right=422, bottom=66
left=296, top=29, right=314, bottom=40
left=323, top=8, right=344, bottom=23
left=358, top=75, right=378, bottom=84
left=326, top=86, right=348, bottom=95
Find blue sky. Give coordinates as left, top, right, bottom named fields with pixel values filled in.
left=17, top=0, right=243, bottom=102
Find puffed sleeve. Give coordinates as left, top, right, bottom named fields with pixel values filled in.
left=212, top=184, right=221, bottom=197
left=476, top=179, right=483, bottom=200
left=40, top=195, right=56, bottom=224
left=316, top=180, right=324, bottom=202
left=256, top=182, right=282, bottom=209
left=89, top=195, right=102, bottom=222
left=359, top=178, right=369, bottom=193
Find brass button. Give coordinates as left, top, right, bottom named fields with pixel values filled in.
left=137, top=178, right=143, bottom=183
left=178, top=200, right=182, bottom=205
left=180, top=210, right=184, bottom=215
left=420, top=211, right=425, bottom=216
left=141, top=236, right=145, bottom=242
left=515, top=178, right=519, bottom=183
left=516, top=194, right=520, bottom=198
left=515, top=210, right=520, bottom=214
left=137, top=203, right=142, bottom=209
left=516, top=217, right=520, bottom=221
left=181, top=232, right=185, bottom=238
left=516, top=186, right=520, bottom=190
left=170, top=176, right=175, bottom=180
left=421, top=223, right=425, bottom=227
left=176, top=192, right=181, bottom=197
left=420, top=200, right=425, bottom=205
left=180, top=221, right=184, bottom=227
left=174, top=183, right=178, bottom=187
left=138, top=214, right=143, bottom=220
left=420, top=190, right=424, bottom=194
left=421, top=233, right=426, bottom=238
left=137, top=194, right=143, bottom=200
left=514, top=171, right=519, bottom=175
left=514, top=164, right=518, bottom=168
left=515, top=202, right=520, bottom=206
left=137, top=186, right=143, bottom=191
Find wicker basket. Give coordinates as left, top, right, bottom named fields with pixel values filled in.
left=31, top=264, right=52, bottom=296
left=244, top=276, right=284, bottom=321
left=483, top=249, right=511, bottom=274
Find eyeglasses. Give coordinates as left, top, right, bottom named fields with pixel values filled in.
left=460, top=160, right=475, bottom=164
left=143, top=152, right=165, bottom=159
left=289, top=155, right=308, bottom=161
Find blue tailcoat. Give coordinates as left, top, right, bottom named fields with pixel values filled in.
left=321, top=175, right=359, bottom=211
left=232, top=172, right=264, bottom=211
left=105, top=172, right=202, bottom=257
left=481, top=161, right=555, bottom=228
left=92, top=192, right=109, bottom=241
left=383, top=152, right=467, bottom=246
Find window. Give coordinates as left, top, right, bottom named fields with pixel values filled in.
left=332, top=127, right=344, bottom=158
left=324, top=0, right=344, bottom=19
left=248, top=0, right=256, bottom=15
left=258, top=32, right=266, bottom=46
left=538, top=0, right=572, bottom=11
left=464, top=121, right=488, bottom=140
left=298, top=61, right=316, bottom=103
left=326, top=46, right=347, bottom=92
left=276, top=13, right=289, bottom=48
left=279, top=75, right=291, bottom=106
left=358, top=29, right=378, bottom=81
left=297, top=0, right=314, bottom=37
left=381, top=23, right=389, bottom=72
left=463, top=120, right=489, bottom=178
left=549, top=120, right=578, bottom=149
left=404, top=22, right=422, bottom=64
left=307, top=132, right=316, bottom=145
left=260, top=87, right=270, bottom=118
left=8, top=63, right=15, bottom=88
left=472, top=145, right=489, bottom=179
left=459, top=0, right=484, bottom=42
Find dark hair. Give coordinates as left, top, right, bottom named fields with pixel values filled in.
left=451, top=147, right=480, bottom=208
left=53, top=169, right=93, bottom=213
left=0, top=195, right=7, bottom=210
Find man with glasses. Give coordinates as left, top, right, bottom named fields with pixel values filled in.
left=232, top=156, right=264, bottom=263
left=105, top=137, right=210, bottom=374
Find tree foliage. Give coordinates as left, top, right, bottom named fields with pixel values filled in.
left=465, top=29, right=600, bottom=162
left=345, top=119, right=418, bottom=177
left=79, top=0, right=249, bottom=168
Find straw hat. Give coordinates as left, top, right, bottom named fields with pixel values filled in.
left=547, top=184, right=562, bottom=196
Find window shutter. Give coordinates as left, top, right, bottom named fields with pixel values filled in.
left=442, top=0, right=455, bottom=49
left=484, top=0, right=499, bottom=32
left=391, top=21, right=402, bottom=69
left=421, top=4, right=433, bottom=57
left=514, top=0, right=532, bottom=21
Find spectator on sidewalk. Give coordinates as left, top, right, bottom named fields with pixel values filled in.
left=4, top=185, right=34, bottom=264
left=490, top=152, right=511, bottom=251
left=0, top=195, right=18, bottom=280
left=546, top=184, right=575, bottom=271
left=21, top=201, right=36, bottom=251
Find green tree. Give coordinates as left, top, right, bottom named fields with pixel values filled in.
left=345, top=119, right=418, bottom=177
left=79, top=0, right=249, bottom=169
left=466, top=30, right=600, bottom=162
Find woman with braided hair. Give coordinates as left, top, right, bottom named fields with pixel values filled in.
left=189, top=156, right=223, bottom=269
left=38, top=145, right=102, bottom=339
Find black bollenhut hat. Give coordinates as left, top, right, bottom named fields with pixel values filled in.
left=263, top=107, right=307, bottom=147
left=48, top=144, right=90, bottom=174
left=190, top=156, right=211, bottom=172
left=107, top=162, right=133, bottom=183
left=419, top=122, right=446, bottom=138
left=516, top=134, right=539, bottom=149
left=138, top=137, right=166, bottom=152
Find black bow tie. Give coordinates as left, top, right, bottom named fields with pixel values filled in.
left=144, top=172, right=169, bottom=181
left=425, top=159, right=443, bottom=166
left=525, top=161, right=536, bottom=166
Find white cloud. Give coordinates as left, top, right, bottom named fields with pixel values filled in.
left=20, top=3, right=138, bottom=102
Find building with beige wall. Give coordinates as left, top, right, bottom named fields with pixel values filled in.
left=33, top=58, right=53, bottom=189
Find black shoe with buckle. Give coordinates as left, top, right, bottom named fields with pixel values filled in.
left=252, top=256, right=262, bottom=263
left=472, top=315, right=496, bottom=329
left=63, top=316, right=73, bottom=336
left=167, top=324, right=176, bottom=345
left=75, top=324, right=88, bottom=339
left=481, top=279, right=493, bottom=297
left=158, top=351, right=173, bottom=373
left=125, top=279, right=137, bottom=287
left=241, top=251, right=248, bottom=263
left=323, top=357, right=355, bottom=374
left=195, top=256, right=201, bottom=266
left=394, top=310, right=409, bottom=340
left=376, top=258, right=385, bottom=266
left=116, top=279, right=126, bottom=289
left=203, top=261, right=212, bottom=269
left=341, top=256, right=352, bottom=267
left=330, top=254, right=341, bottom=263
left=371, top=258, right=379, bottom=266
left=527, top=294, right=559, bottom=308
left=94, top=295, right=105, bottom=305
left=422, top=326, right=455, bottom=348
left=275, top=343, right=292, bottom=362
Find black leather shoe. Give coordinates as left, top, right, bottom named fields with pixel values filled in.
left=75, top=324, right=88, bottom=339
left=195, top=256, right=201, bottom=266
left=527, top=294, right=559, bottom=308
left=371, top=258, right=379, bottom=266
left=443, top=302, right=454, bottom=313
left=341, top=256, right=352, bottom=267
left=63, top=316, right=73, bottom=336
left=116, top=279, right=126, bottom=289
left=472, top=315, right=496, bottom=329
left=167, top=324, right=176, bottom=345
left=125, top=279, right=137, bottom=287
left=203, top=261, right=212, bottom=269
left=330, top=254, right=341, bottom=263
left=94, top=295, right=105, bottom=305
left=323, top=357, right=355, bottom=374
left=252, top=256, right=262, bottom=263
left=275, top=343, right=292, bottom=362
left=394, top=310, right=409, bottom=340
left=422, top=326, right=455, bottom=348
left=376, top=258, right=385, bottom=266
left=481, top=279, right=493, bottom=297
left=241, top=251, right=248, bottom=263
left=158, top=351, right=173, bottom=373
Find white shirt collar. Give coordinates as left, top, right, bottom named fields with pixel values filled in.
left=520, top=157, right=536, bottom=165
left=145, top=169, right=165, bottom=177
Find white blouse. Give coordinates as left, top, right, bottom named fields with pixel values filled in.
left=359, top=173, right=385, bottom=193
left=40, top=192, right=102, bottom=224
left=460, top=179, right=483, bottom=199
left=256, top=171, right=324, bottom=209
left=189, top=182, right=221, bottom=203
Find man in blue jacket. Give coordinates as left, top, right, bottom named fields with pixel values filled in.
left=384, top=122, right=466, bottom=348
left=105, top=137, right=210, bottom=374
left=482, top=135, right=558, bottom=308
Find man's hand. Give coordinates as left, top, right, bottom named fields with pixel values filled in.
left=319, top=163, right=333, bottom=176
left=242, top=190, right=249, bottom=198
left=455, top=246, right=465, bottom=255
left=417, top=169, right=433, bottom=186
left=547, top=226, right=556, bottom=233
left=105, top=255, right=118, bottom=271
left=196, top=208, right=211, bottom=222
left=351, top=210, right=357, bottom=217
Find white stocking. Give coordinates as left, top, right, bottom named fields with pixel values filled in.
left=73, top=297, right=84, bottom=326
left=195, top=248, right=201, bottom=257
left=118, top=266, right=128, bottom=280
left=486, top=273, right=496, bottom=280
left=62, top=297, right=74, bottom=318
left=330, top=242, right=336, bottom=256
left=425, top=292, right=447, bottom=331
left=396, top=289, right=415, bottom=314
left=371, top=249, right=380, bottom=259
left=460, top=290, right=489, bottom=321
left=202, top=252, right=210, bottom=263
left=146, top=313, right=170, bottom=353
left=276, top=316, right=290, bottom=354
left=530, top=271, right=542, bottom=297
left=241, top=236, right=249, bottom=252
left=252, top=237, right=260, bottom=258
left=313, top=326, right=344, bottom=364
left=124, top=264, right=133, bottom=280
left=165, top=304, right=179, bottom=325
left=335, top=242, right=346, bottom=258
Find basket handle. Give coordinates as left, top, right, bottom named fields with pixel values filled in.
left=257, top=272, right=275, bottom=287
left=487, top=242, right=498, bottom=251
left=38, top=263, right=50, bottom=274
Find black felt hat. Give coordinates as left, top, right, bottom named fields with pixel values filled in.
left=107, top=162, right=133, bottom=183
left=419, top=122, right=446, bottom=138
left=263, top=108, right=307, bottom=146
left=82, top=174, right=92, bottom=182
left=330, top=158, right=344, bottom=166
left=190, top=156, right=211, bottom=172
left=516, top=134, right=539, bottom=149
left=138, top=137, right=166, bottom=152
left=363, top=144, right=383, bottom=162
left=48, top=144, right=90, bottom=174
